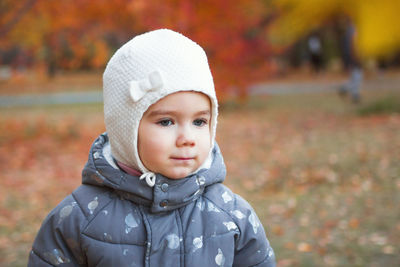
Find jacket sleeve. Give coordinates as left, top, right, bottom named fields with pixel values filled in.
left=232, top=195, right=276, bottom=267
left=28, top=194, right=87, bottom=266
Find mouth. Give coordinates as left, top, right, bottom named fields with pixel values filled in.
left=170, top=157, right=195, bottom=161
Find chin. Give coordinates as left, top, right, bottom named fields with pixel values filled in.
left=166, top=173, right=189, bottom=180
left=165, top=169, right=193, bottom=180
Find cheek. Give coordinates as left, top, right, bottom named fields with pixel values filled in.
left=139, top=125, right=175, bottom=160
left=139, top=129, right=164, bottom=154
left=138, top=124, right=159, bottom=163
left=199, top=131, right=212, bottom=158
left=138, top=132, right=166, bottom=171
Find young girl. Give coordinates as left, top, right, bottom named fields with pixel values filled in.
left=29, top=29, right=275, bottom=267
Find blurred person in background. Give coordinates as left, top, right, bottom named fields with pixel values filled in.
left=308, top=33, right=323, bottom=72
left=338, top=19, right=363, bottom=103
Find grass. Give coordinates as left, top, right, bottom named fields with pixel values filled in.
left=1, top=87, right=399, bottom=266
left=218, top=89, right=400, bottom=266
left=357, top=96, right=400, bottom=116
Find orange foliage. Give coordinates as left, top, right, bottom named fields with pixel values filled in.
left=130, top=0, right=274, bottom=99
left=2, top=0, right=274, bottom=100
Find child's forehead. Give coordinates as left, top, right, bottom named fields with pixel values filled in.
left=153, top=91, right=210, bottom=106
left=145, top=91, right=211, bottom=114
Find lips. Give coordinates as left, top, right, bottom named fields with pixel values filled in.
left=170, top=157, right=195, bottom=160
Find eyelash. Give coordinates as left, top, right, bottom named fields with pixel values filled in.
left=193, top=119, right=208, bottom=127
left=157, top=119, right=173, bottom=127
left=156, top=118, right=208, bottom=127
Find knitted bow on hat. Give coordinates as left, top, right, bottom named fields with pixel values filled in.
left=129, top=71, right=164, bottom=101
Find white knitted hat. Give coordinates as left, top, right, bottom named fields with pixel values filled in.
left=103, top=29, right=218, bottom=183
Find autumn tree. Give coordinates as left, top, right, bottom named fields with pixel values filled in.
left=1, top=0, right=143, bottom=75
left=0, top=0, right=37, bottom=38
left=129, top=0, right=275, bottom=100
left=268, top=0, right=400, bottom=60
left=2, top=0, right=275, bottom=100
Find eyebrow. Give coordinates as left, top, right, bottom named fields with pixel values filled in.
left=147, top=109, right=211, bottom=117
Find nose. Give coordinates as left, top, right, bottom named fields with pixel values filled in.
left=176, top=125, right=195, bottom=147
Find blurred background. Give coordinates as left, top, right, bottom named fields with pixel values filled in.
left=1, top=0, right=399, bottom=266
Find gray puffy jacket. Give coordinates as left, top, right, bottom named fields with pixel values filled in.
left=29, top=133, right=275, bottom=266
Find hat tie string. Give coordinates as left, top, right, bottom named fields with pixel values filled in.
left=139, top=172, right=156, bottom=187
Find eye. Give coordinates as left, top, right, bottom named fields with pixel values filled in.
left=193, top=119, right=208, bottom=127
left=157, top=119, right=174, bottom=126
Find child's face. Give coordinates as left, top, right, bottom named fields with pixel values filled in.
left=138, top=91, right=212, bottom=179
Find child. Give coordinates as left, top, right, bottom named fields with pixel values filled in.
left=28, top=29, right=276, bottom=267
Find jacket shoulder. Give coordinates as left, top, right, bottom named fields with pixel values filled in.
left=29, top=185, right=114, bottom=266
left=203, top=183, right=254, bottom=218
left=71, top=184, right=114, bottom=219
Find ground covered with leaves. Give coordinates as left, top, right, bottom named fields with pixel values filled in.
left=0, top=88, right=399, bottom=266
